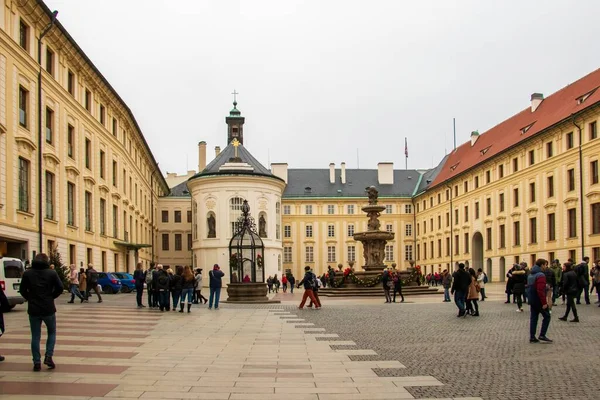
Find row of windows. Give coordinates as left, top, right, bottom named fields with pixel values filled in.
left=284, top=244, right=409, bottom=264
left=284, top=204, right=412, bottom=215
left=416, top=205, right=600, bottom=260
left=161, top=210, right=192, bottom=223
left=161, top=233, right=193, bottom=252
left=293, top=223, right=403, bottom=238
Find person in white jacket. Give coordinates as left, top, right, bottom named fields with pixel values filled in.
left=477, top=268, right=487, bottom=301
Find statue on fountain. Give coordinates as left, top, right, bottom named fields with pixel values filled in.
left=366, top=186, right=379, bottom=205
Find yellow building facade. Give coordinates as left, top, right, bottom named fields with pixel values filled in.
left=0, top=0, right=168, bottom=271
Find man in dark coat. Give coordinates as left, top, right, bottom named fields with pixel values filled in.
left=451, top=263, right=471, bottom=317
left=19, top=253, right=63, bottom=371
left=559, top=262, right=580, bottom=322
left=528, top=259, right=552, bottom=343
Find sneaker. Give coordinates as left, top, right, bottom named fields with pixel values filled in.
left=558, top=316, right=567, bottom=321
left=538, top=336, right=553, bottom=343
left=33, top=363, right=41, bottom=371
left=44, top=356, right=55, bottom=369
left=529, top=338, right=540, bottom=343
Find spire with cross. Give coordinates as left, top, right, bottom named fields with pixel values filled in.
left=232, top=89, right=238, bottom=107
left=226, top=90, right=245, bottom=145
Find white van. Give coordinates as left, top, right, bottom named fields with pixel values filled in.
left=0, top=257, right=26, bottom=309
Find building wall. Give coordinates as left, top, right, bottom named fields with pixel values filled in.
left=0, top=1, right=168, bottom=271
left=413, top=105, right=600, bottom=281
left=155, top=197, right=192, bottom=268
left=281, top=198, right=415, bottom=278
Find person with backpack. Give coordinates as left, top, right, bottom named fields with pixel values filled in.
left=451, top=263, right=470, bottom=317
left=288, top=273, right=296, bottom=294
left=550, top=260, right=562, bottom=306
left=559, top=262, right=580, bottom=323
left=145, top=264, right=155, bottom=308
left=169, top=267, right=182, bottom=312
left=133, top=263, right=145, bottom=308
left=297, top=266, right=321, bottom=309
left=19, top=253, right=63, bottom=371
left=208, top=264, right=225, bottom=310
left=441, top=269, right=452, bottom=302
left=156, top=264, right=171, bottom=311
left=86, top=264, right=102, bottom=303
left=528, top=259, right=552, bottom=343
left=393, top=270, right=404, bottom=303
left=575, top=257, right=590, bottom=305
left=477, top=268, right=487, bottom=301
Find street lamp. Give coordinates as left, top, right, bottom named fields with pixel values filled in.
left=37, top=10, right=58, bottom=254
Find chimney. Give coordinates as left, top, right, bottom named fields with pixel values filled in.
left=470, top=130, right=479, bottom=146
left=215, top=146, right=221, bottom=158
left=341, top=162, right=346, bottom=184
left=531, top=93, right=544, bottom=112
left=329, top=163, right=335, bottom=184
left=377, top=162, right=394, bottom=184
left=271, top=163, right=288, bottom=183
left=198, top=141, right=207, bottom=171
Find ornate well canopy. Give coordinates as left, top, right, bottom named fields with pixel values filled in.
left=228, top=200, right=265, bottom=283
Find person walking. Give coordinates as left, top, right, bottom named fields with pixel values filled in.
left=559, top=262, right=579, bottom=322
left=575, top=257, right=590, bottom=305
left=85, top=264, right=102, bottom=303
left=180, top=266, right=195, bottom=313
left=67, top=265, right=85, bottom=303
left=0, top=284, right=11, bottom=362
left=267, top=276, right=273, bottom=293
left=145, top=263, right=155, bottom=308
left=505, top=265, right=515, bottom=304
left=466, top=268, right=480, bottom=316
left=133, top=262, right=145, bottom=308
left=156, top=265, right=171, bottom=311
left=78, top=268, right=88, bottom=301
left=169, top=267, right=182, bottom=312
left=194, top=269, right=208, bottom=304
left=592, top=260, right=600, bottom=305
left=451, top=263, right=470, bottom=317
left=550, top=260, right=562, bottom=306
left=282, top=275, right=288, bottom=293
left=208, top=264, right=225, bottom=310
left=392, top=270, right=404, bottom=303
left=528, top=259, right=552, bottom=343
left=382, top=269, right=392, bottom=303
left=477, top=268, right=486, bottom=301
left=512, top=264, right=527, bottom=312
left=442, top=269, right=452, bottom=302
left=543, top=260, right=556, bottom=312
left=289, top=273, right=296, bottom=294
left=297, top=266, right=320, bottom=309
left=19, top=253, right=63, bottom=371
left=273, top=274, right=280, bottom=293
left=308, top=275, right=322, bottom=308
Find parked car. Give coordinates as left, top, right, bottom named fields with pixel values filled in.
left=113, top=272, right=135, bottom=293
left=97, top=272, right=122, bottom=294
left=0, top=257, right=26, bottom=309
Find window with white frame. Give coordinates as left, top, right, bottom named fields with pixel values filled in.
left=305, top=205, right=312, bottom=215
left=347, top=224, right=354, bottom=237
left=327, top=246, right=336, bottom=262
left=305, top=224, right=313, bottom=238
left=385, top=204, right=393, bottom=214
left=347, top=205, right=355, bottom=214
left=283, top=205, right=291, bottom=215
left=283, top=247, right=292, bottom=263
left=404, top=244, right=413, bottom=260
left=386, top=224, right=393, bottom=233
left=284, top=225, right=291, bottom=238
left=328, top=224, right=335, bottom=237
left=405, top=223, right=412, bottom=236
left=385, top=245, right=394, bottom=261
left=305, top=246, right=314, bottom=262
left=327, top=205, right=335, bottom=214
left=405, top=204, right=412, bottom=213
left=347, top=245, right=356, bottom=261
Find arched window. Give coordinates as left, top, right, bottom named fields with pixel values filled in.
left=276, top=202, right=281, bottom=240
left=230, top=197, right=244, bottom=235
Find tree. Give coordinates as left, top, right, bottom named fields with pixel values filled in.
left=48, top=246, right=69, bottom=290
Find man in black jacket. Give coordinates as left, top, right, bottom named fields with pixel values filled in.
left=451, top=263, right=471, bottom=317
left=155, top=264, right=171, bottom=311
left=576, top=257, right=590, bottom=305
left=19, top=253, right=63, bottom=371
left=559, top=262, right=580, bottom=322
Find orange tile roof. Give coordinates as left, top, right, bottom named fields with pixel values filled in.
left=430, top=68, right=600, bottom=188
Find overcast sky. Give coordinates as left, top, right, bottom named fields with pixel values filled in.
left=44, top=0, right=600, bottom=175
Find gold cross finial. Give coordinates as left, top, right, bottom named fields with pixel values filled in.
left=231, top=89, right=239, bottom=105
left=232, top=138, right=240, bottom=158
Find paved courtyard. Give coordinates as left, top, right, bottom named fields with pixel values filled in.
left=0, top=284, right=597, bottom=400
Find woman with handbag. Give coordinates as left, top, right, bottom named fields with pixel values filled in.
left=466, top=268, right=480, bottom=316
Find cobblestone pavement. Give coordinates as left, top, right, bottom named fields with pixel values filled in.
left=290, top=298, right=600, bottom=400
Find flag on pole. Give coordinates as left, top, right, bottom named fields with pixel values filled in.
left=404, top=137, right=408, bottom=158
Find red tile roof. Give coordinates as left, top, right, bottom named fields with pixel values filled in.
left=430, top=68, right=600, bottom=188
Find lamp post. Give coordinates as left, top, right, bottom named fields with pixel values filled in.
left=37, top=10, right=58, bottom=254
left=183, top=190, right=193, bottom=267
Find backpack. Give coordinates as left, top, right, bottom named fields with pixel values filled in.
left=88, top=271, right=99, bottom=284
left=310, top=273, right=318, bottom=290
left=483, top=273, right=489, bottom=284
left=158, top=273, right=169, bottom=287
left=145, top=270, right=153, bottom=285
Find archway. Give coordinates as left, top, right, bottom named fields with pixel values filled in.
left=472, top=232, right=484, bottom=272
left=499, top=257, right=506, bottom=282
left=486, top=258, right=492, bottom=282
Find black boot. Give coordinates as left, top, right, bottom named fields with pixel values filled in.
left=179, top=303, right=184, bottom=313
left=187, top=304, right=191, bottom=313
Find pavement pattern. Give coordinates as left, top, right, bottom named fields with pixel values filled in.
left=0, top=292, right=481, bottom=400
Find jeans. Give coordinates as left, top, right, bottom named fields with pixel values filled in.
left=147, top=286, right=154, bottom=307
left=181, top=288, right=194, bottom=305
left=444, top=287, right=450, bottom=302
left=564, top=293, right=578, bottom=318
left=290, top=284, right=294, bottom=294
left=530, top=306, right=551, bottom=339
left=577, top=284, right=590, bottom=304
left=29, top=314, right=56, bottom=363
left=454, top=290, right=466, bottom=313
left=171, top=290, right=181, bottom=309
left=209, top=287, right=221, bottom=309
left=158, top=290, right=170, bottom=311
left=480, top=288, right=486, bottom=301
left=136, top=284, right=144, bottom=306
left=69, top=284, right=84, bottom=301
